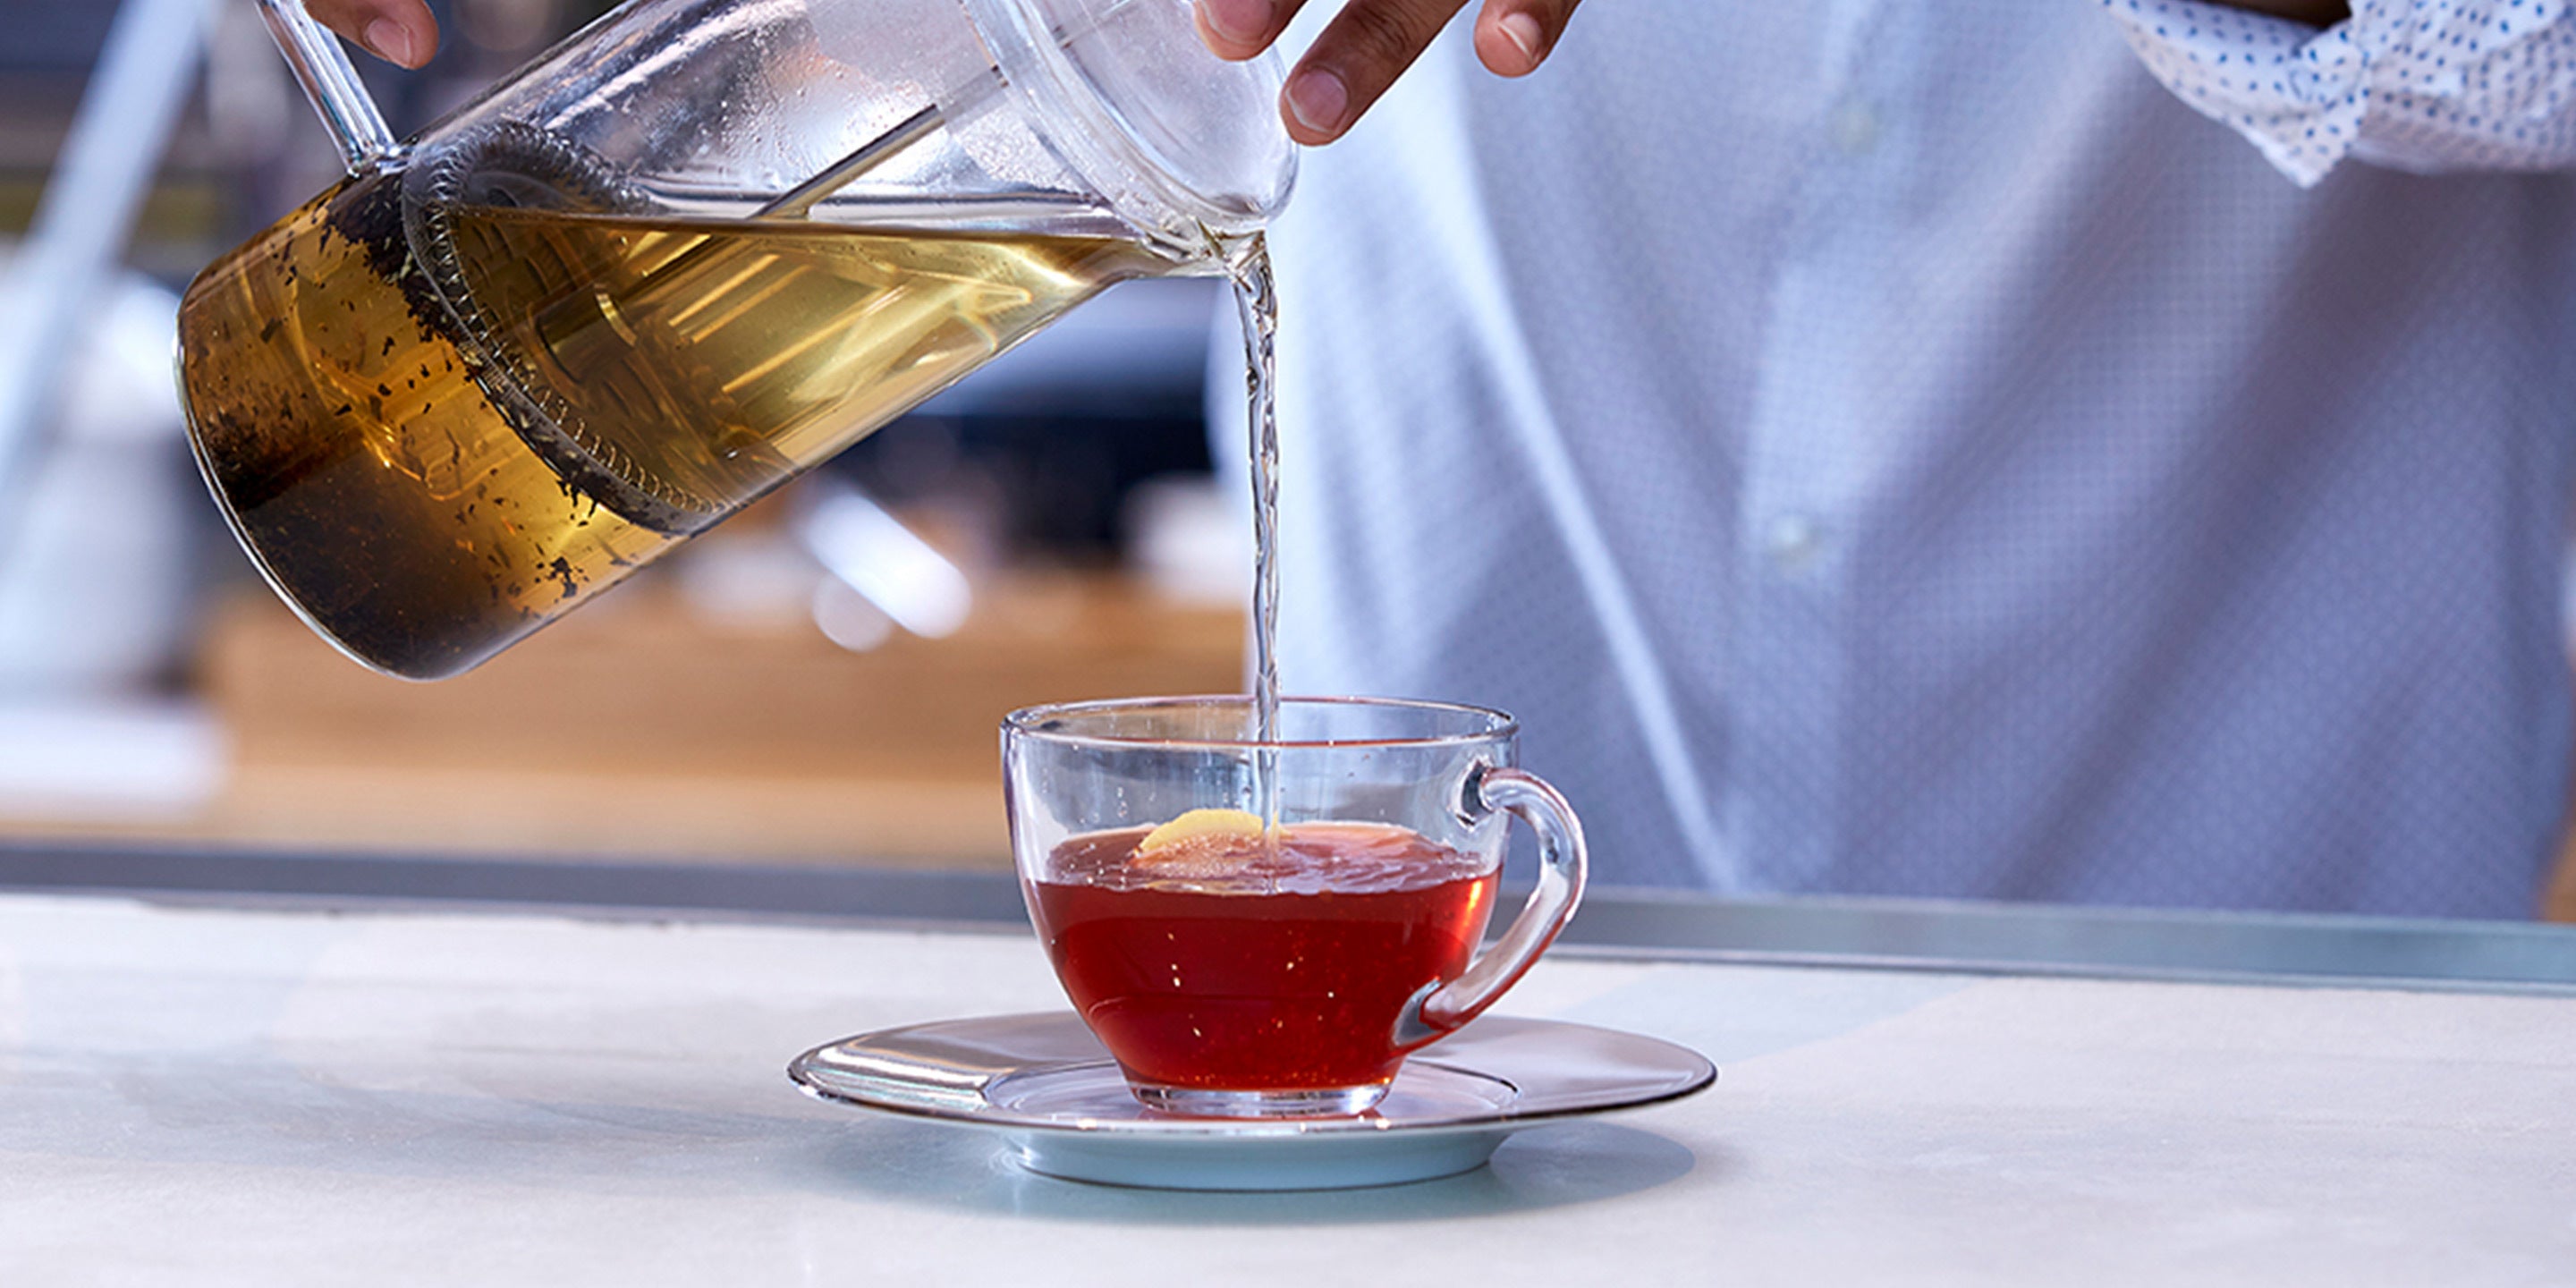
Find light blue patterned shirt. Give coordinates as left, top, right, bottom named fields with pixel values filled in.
left=1238, top=0, right=2576, bottom=917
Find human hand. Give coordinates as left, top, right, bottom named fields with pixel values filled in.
left=305, top=0, right=442, bottom=69
left=1196, top=0, right=1581, bottom=145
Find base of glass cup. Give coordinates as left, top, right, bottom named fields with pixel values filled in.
left=1128, top=1080, right=1392, bottom=1119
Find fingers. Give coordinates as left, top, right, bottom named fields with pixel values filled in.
left=304, top=0, right=441, bottom=69
left=1195, top=0, right=1311, bottom=61
left=1278, top=0, right=1471, bottom=144
left=1196, top=0, right=1583, bottom=145
left=1470, top=0, right=1580, bottom=78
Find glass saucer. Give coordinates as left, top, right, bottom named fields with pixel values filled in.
left=787, top=1013, right=1716, bottom=1191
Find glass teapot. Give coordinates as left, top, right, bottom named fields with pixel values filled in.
left=176, top=0, right=1293, bottom=680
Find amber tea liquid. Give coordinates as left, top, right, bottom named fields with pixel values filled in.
left=177, top=168, right=1166, bottom=679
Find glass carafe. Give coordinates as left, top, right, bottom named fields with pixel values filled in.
left=177, top=0, right=1292, bottom=679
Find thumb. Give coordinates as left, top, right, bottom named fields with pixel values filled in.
left=303, top=0, right=443, bottom=69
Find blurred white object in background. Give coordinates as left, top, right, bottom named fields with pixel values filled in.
left=0, top=700, right=223, bottom=821
left=795, top=479, right=974, bottom=642
left=0, top=251, right=223, bottom=819
left=0, top=0, right=228, bottom=822
left=810, top=579, right=899, bottom=654
left=1123, top=473, right=1250, bottom=606
left=670, top=477, right=972, bottom=655
left=0, top=255, right=199, bottom=697
left=674, top=528, right=831, bottom=636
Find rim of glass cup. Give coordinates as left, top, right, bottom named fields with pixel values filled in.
left=1002, top=695, right=1519, bottom=751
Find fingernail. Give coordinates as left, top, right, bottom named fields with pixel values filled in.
left=1286, top=67, right=1349, bottom=134
left=365, top=18, right=416, bottom=67
left=1498, top=12, right=1545, bottom=63
left=1199, top=0, right=1269, bottom=43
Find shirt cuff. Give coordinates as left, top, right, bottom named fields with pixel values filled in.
left=2105, top=0, right=2576, bottom=186
left=2106, top=0, right=2370, bottom=185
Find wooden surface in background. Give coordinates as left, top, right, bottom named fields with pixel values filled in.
left=209, top=573, right=1243, bottom=781
left=9, top=572, right=1243, bottom=867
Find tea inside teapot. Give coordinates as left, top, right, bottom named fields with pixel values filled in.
left=179, top=0, right=1290, bottom=679
left=177, top=121, right=1173, bottom=679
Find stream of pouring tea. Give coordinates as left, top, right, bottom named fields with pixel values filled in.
left=1225, top=233, right=1283, bottom=828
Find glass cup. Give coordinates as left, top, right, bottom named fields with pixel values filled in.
left=1004, top=696, right=1588, bottom=1117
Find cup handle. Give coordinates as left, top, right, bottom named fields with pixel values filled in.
left=1393, top=765, right=1589, bottom=1048
left=255, top=0, right=402, bottom=174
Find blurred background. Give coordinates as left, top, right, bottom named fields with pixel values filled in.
left=0, top=0, right=1251, bottom=870
left=10, top=1, right=2576, bottom=919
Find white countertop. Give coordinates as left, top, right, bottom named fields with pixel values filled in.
left=4, top=893, right=2572, bottom=1285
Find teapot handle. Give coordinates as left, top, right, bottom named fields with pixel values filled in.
left=254, top=0, right=401, bottom=174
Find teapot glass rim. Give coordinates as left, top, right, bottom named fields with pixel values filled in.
left=967, top=0, right=1298, bottom=244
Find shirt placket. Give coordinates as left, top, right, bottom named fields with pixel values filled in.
left=1729, top=0, right=1906, bottom=888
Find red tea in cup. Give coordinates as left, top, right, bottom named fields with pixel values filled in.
left=1029, top=820, right=1500, bottom=1097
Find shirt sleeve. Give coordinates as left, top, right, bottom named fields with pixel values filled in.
left=2103, top=0, right=2576, bottom=186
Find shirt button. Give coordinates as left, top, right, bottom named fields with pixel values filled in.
left=1765, top=513, right=1826, bottom=572
left=1831, top=100, right=1880, bottom=155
